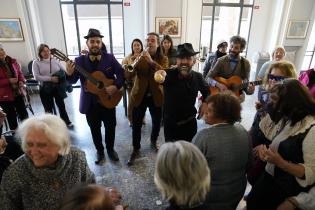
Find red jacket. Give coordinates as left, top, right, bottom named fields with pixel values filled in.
left=0, top=56, right=25, bottom=102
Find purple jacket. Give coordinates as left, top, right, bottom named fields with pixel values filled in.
left=67, top=51, right=124, bottom=114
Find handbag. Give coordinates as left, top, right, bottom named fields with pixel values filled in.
left=42, top=81, right=56, bottom=94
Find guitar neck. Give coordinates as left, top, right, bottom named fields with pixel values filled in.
left=240, top=80, right=263, bottom=90
left=74, top=64, right=100, bottom=86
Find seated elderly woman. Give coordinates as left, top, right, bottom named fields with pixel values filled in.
left=246, top=79, right=315, bottom=210
left=193, top=92, right=252, bottom=210
left=154, top=141, right=211, bottom=210
left=0, top=114, right=95, bottom=210
left=60, top=184, right=123, bottom=210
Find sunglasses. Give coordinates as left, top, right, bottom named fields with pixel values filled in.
left=268, top=74, right=285, bottom=81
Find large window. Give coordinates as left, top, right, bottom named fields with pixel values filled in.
left=60, top=0, right=124, bottom=59
left=302, top=21, right=315, bottom=70
left=200, top=0, right=254, bottom=55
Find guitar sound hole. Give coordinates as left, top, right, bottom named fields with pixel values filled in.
left=97, top=82, right=105, bottom=89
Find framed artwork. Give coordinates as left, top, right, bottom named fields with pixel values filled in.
left=0, top=18, right=24, bottom=41
left=286, top=20, right=309, bottom=39
left=155, top=17, right=181, bottom=38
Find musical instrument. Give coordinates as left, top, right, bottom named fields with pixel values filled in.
left=210, top=76, right=262, bottom=97
left=50, top=48, right=123, bottom=109
left=122, top=47, right=149, bottom=72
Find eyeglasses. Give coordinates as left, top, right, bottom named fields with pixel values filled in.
left=268, top=74, right=285, bottom=81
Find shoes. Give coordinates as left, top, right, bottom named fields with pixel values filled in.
left=107, top=150, right=119, bottom=161
left=127, top=149, right=140, bottom=166
left=150, top=140, right=160, bottom=151
left=67, top=122, right=74, bottom=128
left=95, top=151, right=105, bottom=164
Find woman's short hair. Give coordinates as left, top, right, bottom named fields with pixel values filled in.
left=17, top=114, right=71, bottom=155
left=154, top=141, right=210, bottom=207
left=230, top=35, right=246, bottom=51
left=131, top=38, right=143, bottom=55
left=270, top=79, right=315, bottom=126
left=60, top=184, right=115, bottom=210
left=206, top=92, right=241, bottom=124
left=161, top=34, right=174, bottom=55
left=37, top=43, right=49, bottom=59
left=263, top=60, right=297, bottom=87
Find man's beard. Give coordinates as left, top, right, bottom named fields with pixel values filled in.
left=90, top=47, right=101, bottom=55
left=179, top=64, right=192, bottom=77
left=229, top=50, right=240, bottom=57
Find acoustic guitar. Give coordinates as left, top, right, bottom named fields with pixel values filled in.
left=210, top=76, right=262, bottom=97
left=51, top=48, right=123, bottom=109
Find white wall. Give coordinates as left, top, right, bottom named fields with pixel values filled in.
left=1, top=0, right=314, bottom=72
left=283, top=0, right=315, bottom=70
left=123, top=0, right=145, bottom=55
left=0, top=0, right=34, bottom=73
left=36, top=0, right=66, bottom=53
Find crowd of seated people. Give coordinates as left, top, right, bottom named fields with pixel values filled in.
left=2, top=32, right=315, bottom=210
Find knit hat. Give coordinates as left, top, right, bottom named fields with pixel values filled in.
left=216, top=40, right=228, bottom=48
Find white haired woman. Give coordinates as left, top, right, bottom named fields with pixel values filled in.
left=154, top=141, right=211, bottom=210
left=0, top=114, right=95, bottom=210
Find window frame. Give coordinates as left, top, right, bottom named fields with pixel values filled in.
left=200, top=0, right=255, bottom=56
left=59, top=0, right=124, bottom=57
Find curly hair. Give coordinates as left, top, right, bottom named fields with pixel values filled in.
left=206, top=91, right=242, bottom=124
left=230, top=35, right=246, bottom=51
left=270, top=79, right=315, bottom=126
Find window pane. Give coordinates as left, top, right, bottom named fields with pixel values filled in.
left=306, top=21, right=315, bottom=51
left=203, top=0, right=214, bottom=3
left=218, top=0, right=240, bottom=3
left=244, top=0, right=254, bottom=4
left=76, top=4, right=111, bottom=53
left=61, top=4, right=79, bottom=55
left=200, top=6, right=213, bottom=50
left=212, top=6, right=240, bottom=52
left=301, top=56, right=312, bottom=70
left=110, top=4, right=124, bottom=58
left=239, top=7, right=252, bottom=40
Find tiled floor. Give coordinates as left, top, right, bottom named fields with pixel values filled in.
left=25, top=85, right=257, bottom=210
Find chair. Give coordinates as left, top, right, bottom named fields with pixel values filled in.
left=25, top=60, right=39, bottom=94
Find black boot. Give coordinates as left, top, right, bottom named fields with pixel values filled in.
left=127, top=149, right=140, bottom=166
left=107, top=149, right=119, bottom=161
left=95, top=151, right=105, bottom=164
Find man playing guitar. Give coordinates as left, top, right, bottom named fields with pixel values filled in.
left=66, top=28, right=124, bottom=164
left=206, top=35, right=255, bottom=101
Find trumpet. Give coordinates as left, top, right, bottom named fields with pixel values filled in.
left=123, top=47, right=149, bottom=72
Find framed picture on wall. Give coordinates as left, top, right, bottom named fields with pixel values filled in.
left=286, top=20, right=309, bottom=39
left=0, top=18, right=24, bottom=41
left=155, top=17, right=181, bottom=38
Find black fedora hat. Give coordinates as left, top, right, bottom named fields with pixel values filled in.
left=176, top=43, right=199, bottom=58
left=84, top=28, right=104, bottom=39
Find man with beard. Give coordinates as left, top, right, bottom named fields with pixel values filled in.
left=66, top=28, right=123, bottom=164
left=155, top=43, right=209, bottom=142
left=125, top=32, right=168, bottom=166
left=206, top=35, right=255, bottom=101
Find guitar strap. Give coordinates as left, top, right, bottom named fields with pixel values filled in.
left=240, top=57, right=247, bottom=80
